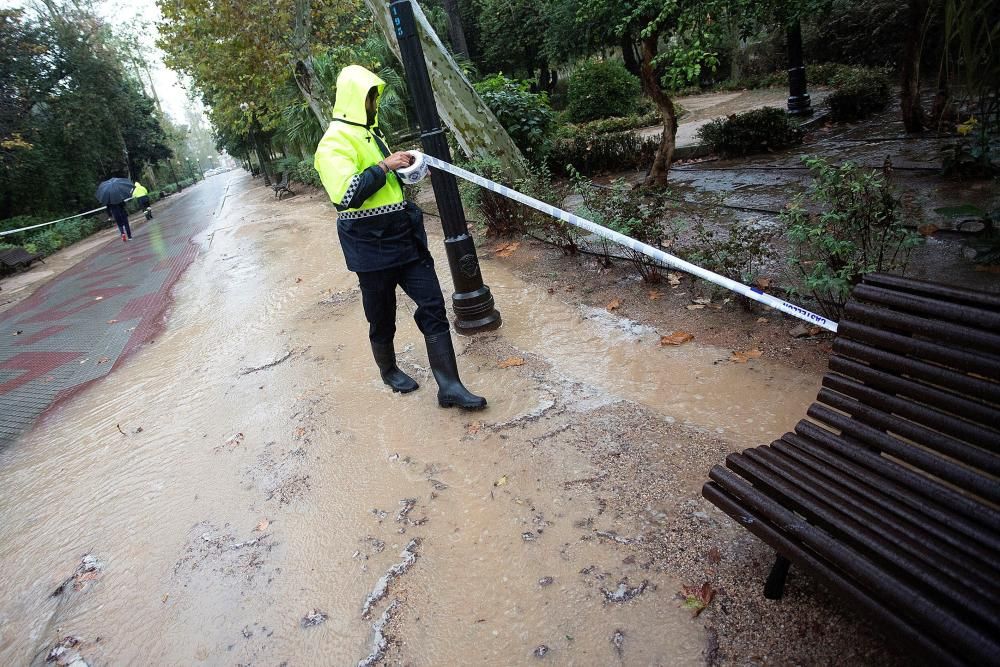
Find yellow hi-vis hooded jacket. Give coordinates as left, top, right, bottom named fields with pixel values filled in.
left=132, top=182, right=148, bottom=198
left=314, top=65, right=427, bottom=272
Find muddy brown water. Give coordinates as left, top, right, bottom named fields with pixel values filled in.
left=0, top=174, right=821, bottom=665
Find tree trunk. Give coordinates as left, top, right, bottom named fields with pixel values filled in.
left=640, top=34, right=677, bottom=188
left=292, top=0, right=332, bottom=128
left=621, top=33, right=641, bottom=77
left=441, top=0, right=470, bottom=58
left=364, top=0, right=525, bottom=176
left=900, top=0, right=928, bottom=133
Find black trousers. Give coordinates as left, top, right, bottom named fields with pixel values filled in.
left=109, top=204, right=131, bottom=238
left=356, top=256, right=449, bottom=345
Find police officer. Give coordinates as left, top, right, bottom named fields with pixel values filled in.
left=314, top=65, right=486, bottom=410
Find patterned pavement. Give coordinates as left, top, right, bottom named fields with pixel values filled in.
left=0, top=177, right=229, bottom=445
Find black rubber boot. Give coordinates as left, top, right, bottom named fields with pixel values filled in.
left=371, top=342, right=418, bottom=393
left=425, top=333, right=487, bottom=410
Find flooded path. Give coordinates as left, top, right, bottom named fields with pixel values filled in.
left=0, top=173, right=826, bottom=665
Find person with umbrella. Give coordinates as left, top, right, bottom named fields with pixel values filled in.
left=96, top=176, right=136, bottom=242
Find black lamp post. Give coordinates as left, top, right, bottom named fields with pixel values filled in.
left=786, top=21, right=812, bottom=116
left=389, top=0, right=501, bottom=334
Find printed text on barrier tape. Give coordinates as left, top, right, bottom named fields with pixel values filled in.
left=416, top=152, right=838, bottom=333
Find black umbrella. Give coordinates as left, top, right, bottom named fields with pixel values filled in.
left=95, top=177, right=135, bottom=205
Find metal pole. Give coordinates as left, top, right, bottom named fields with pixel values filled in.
left=389, top=0, right=501, bottom=333
left=786, top=21, right=812, bottom=116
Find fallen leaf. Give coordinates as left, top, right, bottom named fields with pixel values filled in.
left=116, top=423, right=126, bottom=435
left=293, top=426, right=306, bottom=438
left=295, top=277, right=303, bottom=283
left=498, top=356, right=525, bottom=369
left=223, top=432, right=245, bottom=448
left=756, top=317, right=769, bottom=324
left=691, top=297, right=712, bottom=305
left=686, top=304, right=705, bottom=310
left=466, top=421, right=482, bottom=435
left=97, top=356, right=110, bottom=364
left=660, top=332, right=694, bottom=346
left=707, top=547, right=721, bottom=565
left=667, top=272, right=682, bottom=287
left=648, top=290, right=661, bottom=300
left=255, top=518, right=269, bottom=531
left=107, top=319, right=118, bottom=324
left=755, top=277, right=770, bottom=290
left=494, top=475, right=508, bottom=487
left=680, top=582, right=716, bottom=616
left=496, top=241, right=520, bottom=258
left=606, top=298, right=620, bottom=312
left=917, top=223, right=939, bottom=236
left=162, top=594, right=169, bottom=603
left=730, top=349, right=763, bottom=363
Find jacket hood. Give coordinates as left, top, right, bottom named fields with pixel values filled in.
left=332, top=65, right=385, bottom=127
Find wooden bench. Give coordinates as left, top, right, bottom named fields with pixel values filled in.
left=702, top=273, right=1000, bottom=666
left=271, top=172, right=294, bottom=200
left=0, top=247, right=44, bottom=276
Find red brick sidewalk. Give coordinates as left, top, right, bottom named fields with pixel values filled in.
left=0, top=178, right=227, bottom=445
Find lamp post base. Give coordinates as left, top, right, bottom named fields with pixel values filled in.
left=452, top=285, right=502, bottom=333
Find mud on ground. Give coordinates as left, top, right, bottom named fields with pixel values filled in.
left=0, top=175, right=906, bottom=666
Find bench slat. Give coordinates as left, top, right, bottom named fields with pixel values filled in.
left=862, top=273, right=1000, bottom=310
left=794, top=420, right=1000, bottom=533
left=746, top=446, right=1000, bottom=601
left=823, top=373, right=1000, bottom=454
left=807, top=403, right=1000, bottom=503
left=852, top=284, right=1000, bottom=331
left=837, top=320, right=1000, bottom=378
left=829, top=355, right=1000, bottom=426
left=707, top=466, right=1000, bottom=663
left=817, top=387, right=1000, bottom=473
left=728, top=451, right=1000, bottom=628
left=780, top=432, right=1000, bottom=558
left=843, top=301, right=1000, bottom=356
left=833, top=338, right=1000, bottom=405
left=703, top=480, right=968, bottom=667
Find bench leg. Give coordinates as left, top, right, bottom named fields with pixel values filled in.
left=763, top=554, right=791, bottom=600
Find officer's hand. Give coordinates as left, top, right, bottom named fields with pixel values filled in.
left=383, top=152, right=415, bottom=171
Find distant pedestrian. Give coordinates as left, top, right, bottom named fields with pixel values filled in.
left=132, top=181, right=153, bottom=220
left=107, top=201, right=131, bottom=242
left=95, top=174, right=137, bottom=243
left=314, top=64, right=486, bottom=409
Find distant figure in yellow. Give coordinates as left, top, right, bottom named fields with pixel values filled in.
left=133, top=181, right=153, bottom=220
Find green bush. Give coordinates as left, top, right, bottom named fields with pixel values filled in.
left=293, top=158, right=323, bottom=188
left=697, top=106, right=803, bottom=157
left=458, top=155, right=566, bottom=242
left=781, top=156, right=922, bottom=317
left=0, top=215, right=47, bottom=235
left=826, top=66, right=890, bottom=122
left=679, top=220, right=776, bottom=303
left=570, top=168, right=670, bottom=283
left=161, top=184, right=178, bottom=195
left=474, top=74, right=555, bottom=161
left=567, top=60, right=642, bottom=122
left=941, top=120, right=1000, bottom=177
left=548, top=130, right=661, bottom=176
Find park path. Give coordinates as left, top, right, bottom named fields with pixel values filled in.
left=0, top=176, right=233, bottom=445
left=0, top=172, right=901, bottom=666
